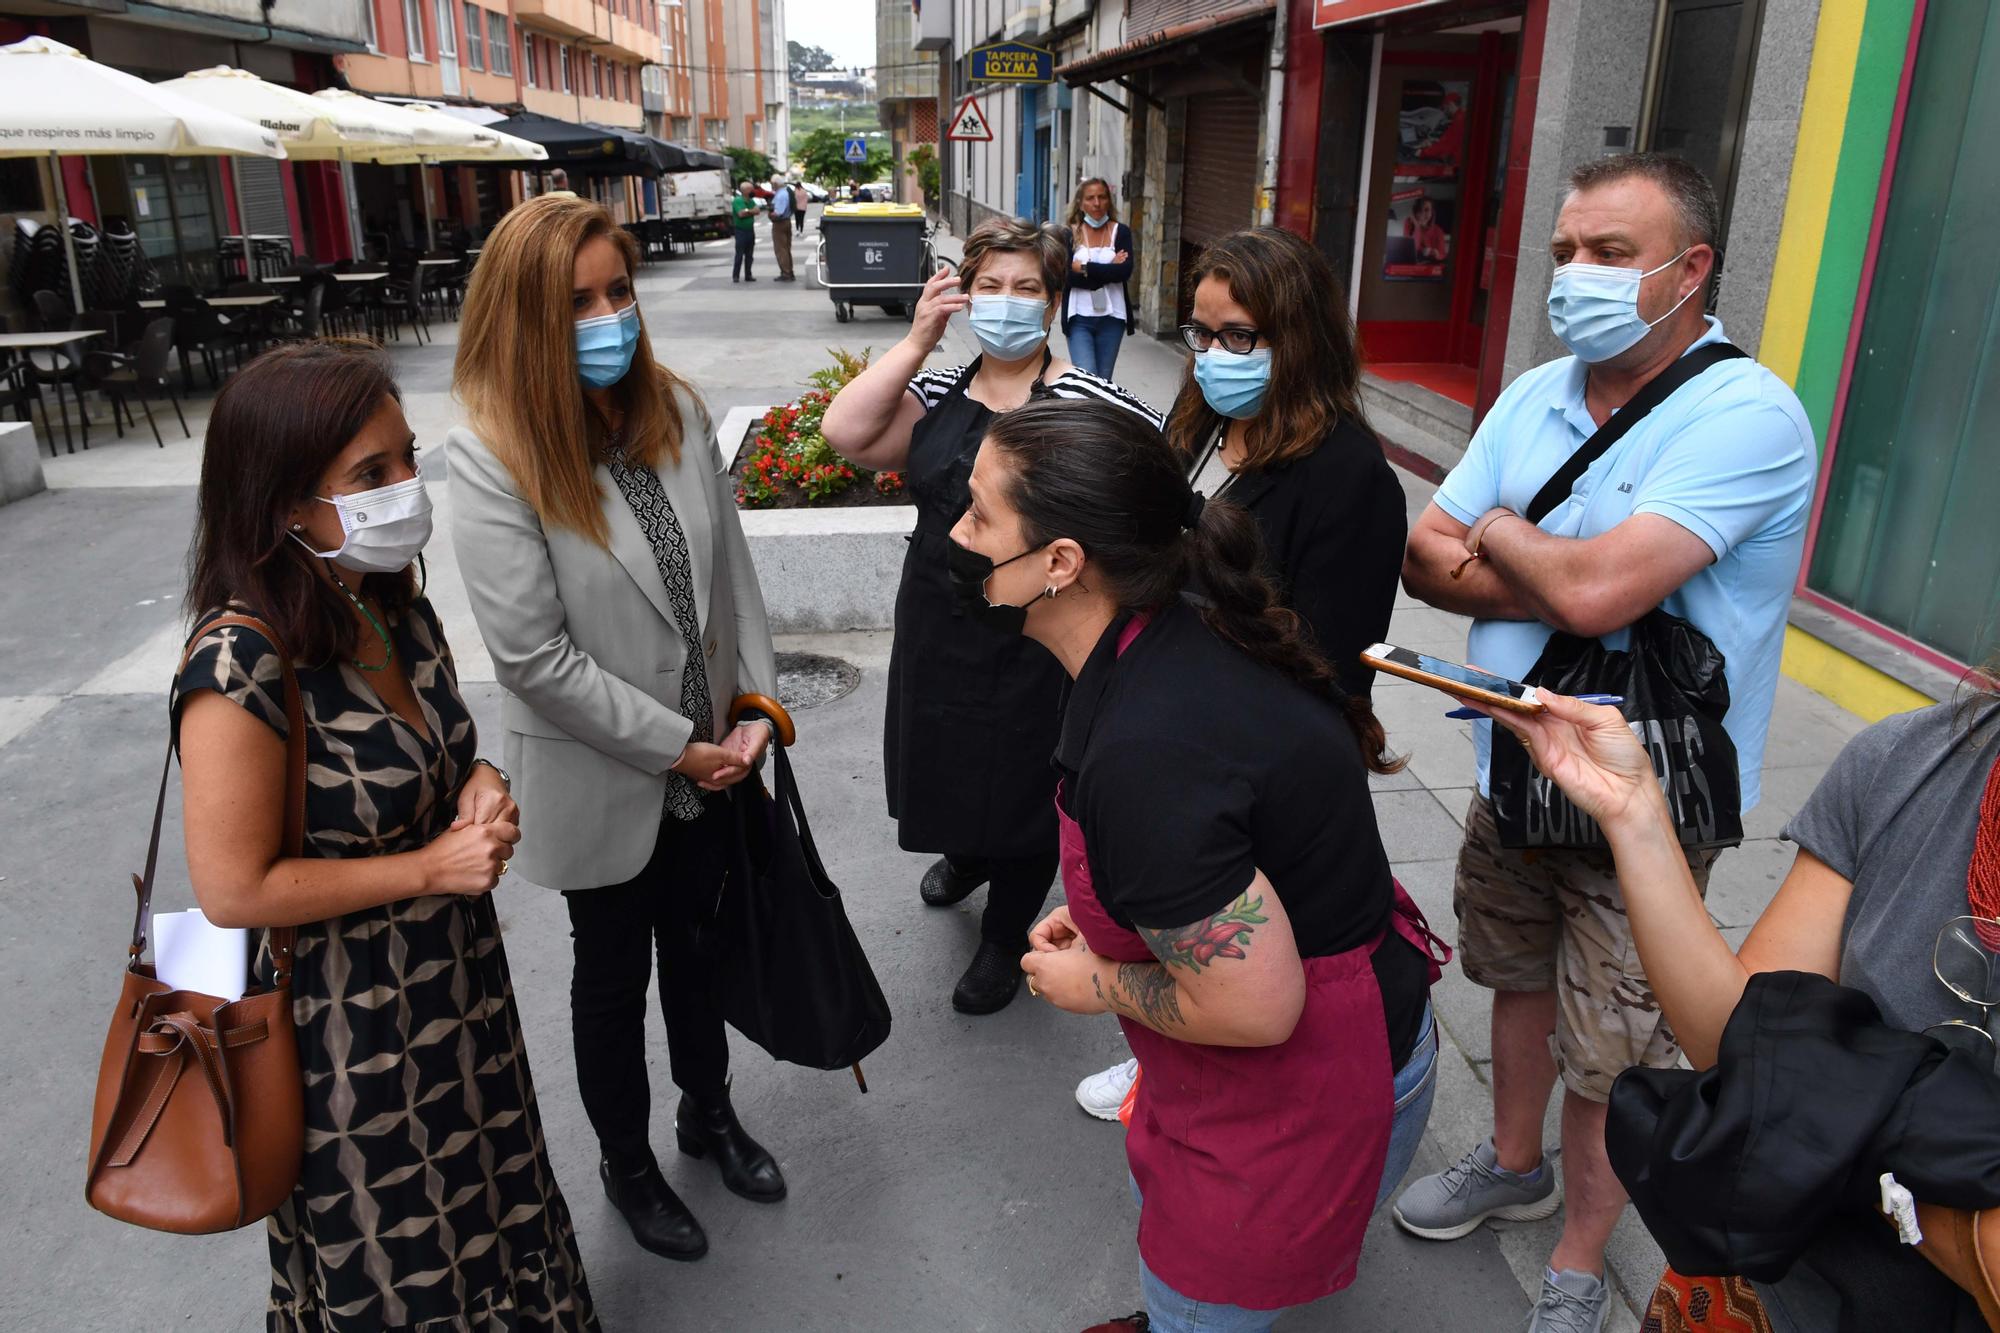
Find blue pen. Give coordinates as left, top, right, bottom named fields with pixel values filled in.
left=1444, top=694, right=1624, bottom=720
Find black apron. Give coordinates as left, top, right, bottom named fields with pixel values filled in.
left=883, top=355, right=1065, bottom=858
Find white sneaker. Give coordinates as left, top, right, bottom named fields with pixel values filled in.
left=1075, top=1057, right=1139, bottom=1121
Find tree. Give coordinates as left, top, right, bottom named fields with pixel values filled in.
left=794, top=126, right=893, bottom=187
left=724, top=145, right=775, bottom=185
left=907, top=143, right=940, bottom=210
left=788, top=40, right=837, bottom=77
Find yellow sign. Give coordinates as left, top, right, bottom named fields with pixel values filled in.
left=967, top=42, right=1054, bottom=85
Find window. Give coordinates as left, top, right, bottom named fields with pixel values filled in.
left=462, top=3, right=483, bottom=70
left=403, top=0, right=426, bottom=59
left=559, top=44, right=571, bottom=93
left=522, top=33, right=536, bottom=86
left=487, top=12, right=511, bottom=75
left=592, top=54, right=603, bottom=99
left=362, top=0, right=380, bottom=51
left=1804, top=1, right=2000, bottom=664
left=434, top=0, right=456, bottom=61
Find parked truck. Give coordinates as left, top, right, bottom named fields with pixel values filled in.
left=662, top=167, right=733, bottom=243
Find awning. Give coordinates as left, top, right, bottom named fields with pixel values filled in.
left=682, top=147, right=726, bottom=171
left=1056, top=0, right=1275, bottom=85
left=486, top=111, right=675, bottom=175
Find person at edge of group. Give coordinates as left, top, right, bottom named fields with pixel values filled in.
left=1394, top=151, right=1817, bottom=1333
left=1469, top=666, right=1998, bottom=1333
left=1074, top=225, right=1407, bottom=1124
left=446, top=194, right=788, bottom=1266
left=730, top=179, right=762, bottom=283
left=174, top=341, right=596, bottom=1331
left=1061, top=177, right=1135, bottom=381
left=821, top=217, right=1161, bottom=1014
left=767, top=174, right=798, bottom=282
left=958, top=398, right=1439, bottom=1333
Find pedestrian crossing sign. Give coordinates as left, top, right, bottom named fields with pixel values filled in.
left=946, top=95, right=994, bottom=143
left=843, top=136, right=868, bottom=163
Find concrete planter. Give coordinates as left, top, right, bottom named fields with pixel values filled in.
left=0, top=422, right=47, bottom=507
left=719, top=405, right=913, bottom=633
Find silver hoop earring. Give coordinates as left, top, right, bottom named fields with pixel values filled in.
left=1045, top=585, right=1060, bottom=600
left=290, top=523, right=304, bottom=531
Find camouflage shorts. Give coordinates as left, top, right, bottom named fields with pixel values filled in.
left=1453, top=793, right=1719, bottom=1102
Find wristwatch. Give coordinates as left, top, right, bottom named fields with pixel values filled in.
left=471, top=757, right=511, bottom=789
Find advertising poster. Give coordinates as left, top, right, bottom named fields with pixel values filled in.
left=1383, top=180, right=1456, bottom=282
left=1397, top=80, right=1469, bottom=177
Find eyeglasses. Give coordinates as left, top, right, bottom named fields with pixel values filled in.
left=1924, top=915, right=2000, bottom=1070
left=1178, top=323, right=1264, bottom=355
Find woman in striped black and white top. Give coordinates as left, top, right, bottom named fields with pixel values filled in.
left=823, top=216, right=1160, bottom=1016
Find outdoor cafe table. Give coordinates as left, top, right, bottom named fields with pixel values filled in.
left=332, top=272, right=390, bottom=282
left=136, top=294, right=284, bottom=309
left=0, top=330, right=101, bottom=349
left=417, top=258, right=457, bottom=266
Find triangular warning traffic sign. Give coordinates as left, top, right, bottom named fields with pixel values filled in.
left=946, top=94, right=994, bottom=143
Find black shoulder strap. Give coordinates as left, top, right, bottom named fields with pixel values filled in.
left=1524, top=342, right=1749, bottom=525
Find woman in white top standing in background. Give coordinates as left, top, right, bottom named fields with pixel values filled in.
left=1061, top=178, right=1136, bottom=382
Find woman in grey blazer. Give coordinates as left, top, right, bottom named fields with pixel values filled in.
left=447, top=195, right=784, bottom=1265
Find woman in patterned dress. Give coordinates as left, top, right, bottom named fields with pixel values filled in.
left=446, top=195, right=787, bottom=1266
left=175, top=341, right=596, bottom=1331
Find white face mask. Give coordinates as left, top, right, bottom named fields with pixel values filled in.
left=290, top=473, right=433, bottom=575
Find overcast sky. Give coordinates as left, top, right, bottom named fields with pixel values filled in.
left=784, top=0, right=878, bottom=71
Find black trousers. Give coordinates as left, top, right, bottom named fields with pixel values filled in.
left=949, top=849, right=1059, bottom=945
left=731, top=229, right=755, bottom=279
left=564, top=801, right=730, bottom=1165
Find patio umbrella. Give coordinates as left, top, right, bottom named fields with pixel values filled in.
left=158, top=67, right=420, bottom=263
left=313, top=92, right=545, bottom=247
left=0, top=37, right=284, bottom=311
left=487, top=111, right=673, bottom=176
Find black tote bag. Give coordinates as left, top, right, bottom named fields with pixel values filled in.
left=1489, top=610, right=1743, bottom=852
left=705, top=743, right=892, bottom=1087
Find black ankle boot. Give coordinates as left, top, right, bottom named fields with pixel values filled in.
left=599, top=1153, right=708, bottom=1261
left=952, top=938, right=1023, bottom=1015
left=920, top=856, right=988, bottom=907
left=675, top=1089, right=787, bottom=1203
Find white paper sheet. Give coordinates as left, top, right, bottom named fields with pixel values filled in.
left=152, top=908, right=247, bottom=1001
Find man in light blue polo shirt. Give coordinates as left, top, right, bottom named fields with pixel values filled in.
left=1390, top=154, right=1816, bottom=1333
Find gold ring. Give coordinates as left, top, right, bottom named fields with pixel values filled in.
left=498, top=863, right=510, bottom=876
left=1027, top=977, right=1040, bottom=998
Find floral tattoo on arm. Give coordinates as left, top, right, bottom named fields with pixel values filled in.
left=1138, top=891, right=1268, bottom=973
left=1091, top=891, right=1268, bottom=1035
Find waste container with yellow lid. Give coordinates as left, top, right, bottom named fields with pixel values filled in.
left=812, top=202, right=941, bottom=324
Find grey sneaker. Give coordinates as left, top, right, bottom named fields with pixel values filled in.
left=1525, top=1268, right=1609, bottom=1333
left=1391, top=1138, right=1560, bottom=1240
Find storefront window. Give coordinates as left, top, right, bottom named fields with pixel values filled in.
left=1805, top=2, right=2000, bottom=664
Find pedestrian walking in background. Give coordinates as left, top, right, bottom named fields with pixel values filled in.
left=730, top=180, right=760, bottom=283
left=767, top=174, right=797, bottom=281
left=1061, top=178, right=1134, bottom=380
left=975, top=399, right=1441, bottom=1333
left=792, top=176, right=810, bottom=235
left=1394, top=152, right=1817, bottom=1333
left=448, top=195, right=789, bottom=1267
left=175, top=341, right=596, bottom=1331
left=1073, top=225, right=1407, bottom=1123
left=545, top=166, right=577, bottom=198
left=821, top=218, right=1160, bottom=1015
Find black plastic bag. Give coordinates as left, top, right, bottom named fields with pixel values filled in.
left=1490, top=610, right=1743, bottom=851
left=704, top=744, right=892, bottom=1086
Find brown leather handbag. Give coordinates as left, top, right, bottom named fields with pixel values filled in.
left=85, top=614, right=307, bottom=1234
left=1914, top=1201, right=2000, bottom=1331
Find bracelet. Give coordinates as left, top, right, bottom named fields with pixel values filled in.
left=1452, top=510, right=1519, bottom=579
left=471, top=757, right=510, bottom=789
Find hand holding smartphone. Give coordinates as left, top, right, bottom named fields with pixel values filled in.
left=1360, top=643, right=1623, bottom=717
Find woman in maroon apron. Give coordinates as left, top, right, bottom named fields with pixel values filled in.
left=948, top=398, right=1445, bottom=1331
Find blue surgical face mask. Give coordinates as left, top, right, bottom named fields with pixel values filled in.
left=1546, top=249, right=1695, bottom=363
left=1083, top=212, right=1109, bottom=229
left=967, top=295, right=1050, bottom=361
left=575, top=303, right=641, bottom=388
left=1192, top=346, right=1273, bottom=420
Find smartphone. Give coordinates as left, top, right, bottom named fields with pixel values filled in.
left=1359, top=643, right=1547, bottom=714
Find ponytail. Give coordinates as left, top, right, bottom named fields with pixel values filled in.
left=1185, top=500, right=1405, bottom=776
left=984, top=396, right=1403, bottom=777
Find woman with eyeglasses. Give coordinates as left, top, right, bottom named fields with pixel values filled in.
left=822, top=217, right=1161, bottom=1016
left=1075, top=228, right=1409, bottom=1122
left=1467, top=677, right=1999, bottom=1333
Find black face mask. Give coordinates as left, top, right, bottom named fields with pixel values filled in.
left=946, top=537, right=1044, bottom=636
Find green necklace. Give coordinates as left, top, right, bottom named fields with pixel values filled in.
left=329, top=568, right=394, bottom=672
